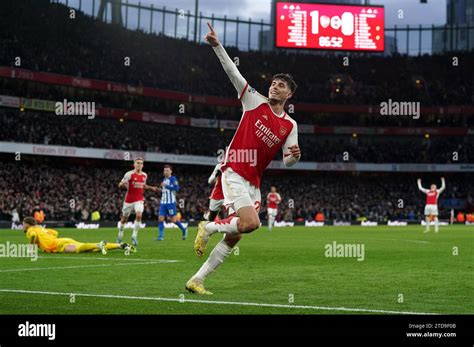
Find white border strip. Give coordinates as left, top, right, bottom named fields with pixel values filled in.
left=0, top=289, right=438, bottom=315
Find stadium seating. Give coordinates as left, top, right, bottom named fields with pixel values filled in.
left=1, top=158, right=472, bottom=222
left=1, top=110, right=473, bottom=163
left=0, top=0, right=473, bottom=107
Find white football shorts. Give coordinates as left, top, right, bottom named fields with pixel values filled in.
left=221, top=167, right=261, bottom=214
left=122, top=201, right=144, bottom=217
left=424, top=204, right=438, bottom=216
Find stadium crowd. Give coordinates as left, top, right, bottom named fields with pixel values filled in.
left=1, top=1, right=473, bottom=225
left=0, top=159, right=472, bottom=223
left=1, top=111, right=473, bottom=163
left=0, top=0, right=473, bottom=108
left=1, top=77, right=473, bottom=128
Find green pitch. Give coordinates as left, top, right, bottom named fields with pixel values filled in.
left=0, top=225, right=472, bottom=314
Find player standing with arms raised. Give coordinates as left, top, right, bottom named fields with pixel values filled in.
left=417, top=177, right=446, bottom=233
left=267, top=186, right=282, bottom=231
left=117, top=157, right=159, bottom=247
left=186, top=23, right=301, bottom=294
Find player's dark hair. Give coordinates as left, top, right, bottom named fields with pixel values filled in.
left=164, top=165, right=172, bottom=170
left=272, top=73, right=297, bottom=93
left=23, top=217, right=37, bottom=225
left=134, top=157, right=144, bottom=162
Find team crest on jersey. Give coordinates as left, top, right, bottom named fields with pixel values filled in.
left=279, top=126, right=287, bottom=135
left=262, top=115, right=268, bottom=121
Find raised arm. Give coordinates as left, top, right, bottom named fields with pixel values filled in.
left=205, top=22, right=247, bottom=99
left=417, top=179, right=428, bottom=194
left=438, top=177, right=446, bottom=194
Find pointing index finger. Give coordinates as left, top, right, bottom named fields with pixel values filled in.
left=207, top=22, right=215, bottom=33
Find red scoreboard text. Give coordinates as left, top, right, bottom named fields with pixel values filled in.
left=276, top=2, right=385, bottom=52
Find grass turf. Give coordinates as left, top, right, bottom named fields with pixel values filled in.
left=0, top=225, right=472, bottom=314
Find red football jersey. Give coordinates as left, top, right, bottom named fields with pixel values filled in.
left=121, top=170, right=147, bottom=203
left=426, top=190, right=438, bottom=205
left=209, top=175, right=224, bottom=200
left=267, top=192, right=281, bottom=209
left=220, top=86, right=298, bottom=188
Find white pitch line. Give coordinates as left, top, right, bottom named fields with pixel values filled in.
left=398, top=239, right=430, bottom=244
left=0, top=260, right=176, bottom=273
left=369, top=238, right=429, bottom=244
left=0, top=289, right=438, bottom=315
left=37, top=256, right=181, bottom=262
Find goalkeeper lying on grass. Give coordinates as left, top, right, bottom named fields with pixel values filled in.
left=22, top=217, right=134, bottom=254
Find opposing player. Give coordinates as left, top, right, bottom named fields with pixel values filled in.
left=204, top=163, right=225, bottom=222
left=23, top=217, right=133, bottom=254
left=156, top=165, right=188, bottom=241
left=266, top=186, right=282, bottom=231
left=117, top=157, right=159, bottom=247
left=417, top=177, right=446, bottom=233
left=186, top=23, right=301, bottom=294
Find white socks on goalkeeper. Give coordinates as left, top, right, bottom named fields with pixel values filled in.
left=205, top=216, right=239, bottom=235
left=268, top=215, right=275, bottom=231
left=193, top=239, right=233, bottom=282
left=117, top=222, right=125, bottom=242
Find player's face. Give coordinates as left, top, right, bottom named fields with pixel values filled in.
left=268, top=79, right=292, bottom=103
left=22, top=222, right=30, bottom=232
left=164, top=168, right=172, bottom=177
left=271, top=186, right=276, bottom=193
left=430, top=184, right=437, bottom=191
left=134, top=160, right=143, bottom=171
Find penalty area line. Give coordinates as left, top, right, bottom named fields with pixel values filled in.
left=0, top=289, right=438, bottom=315
left=37, top=256, right=181, bottom=262
left=0, top=261, right=175, bottom=273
